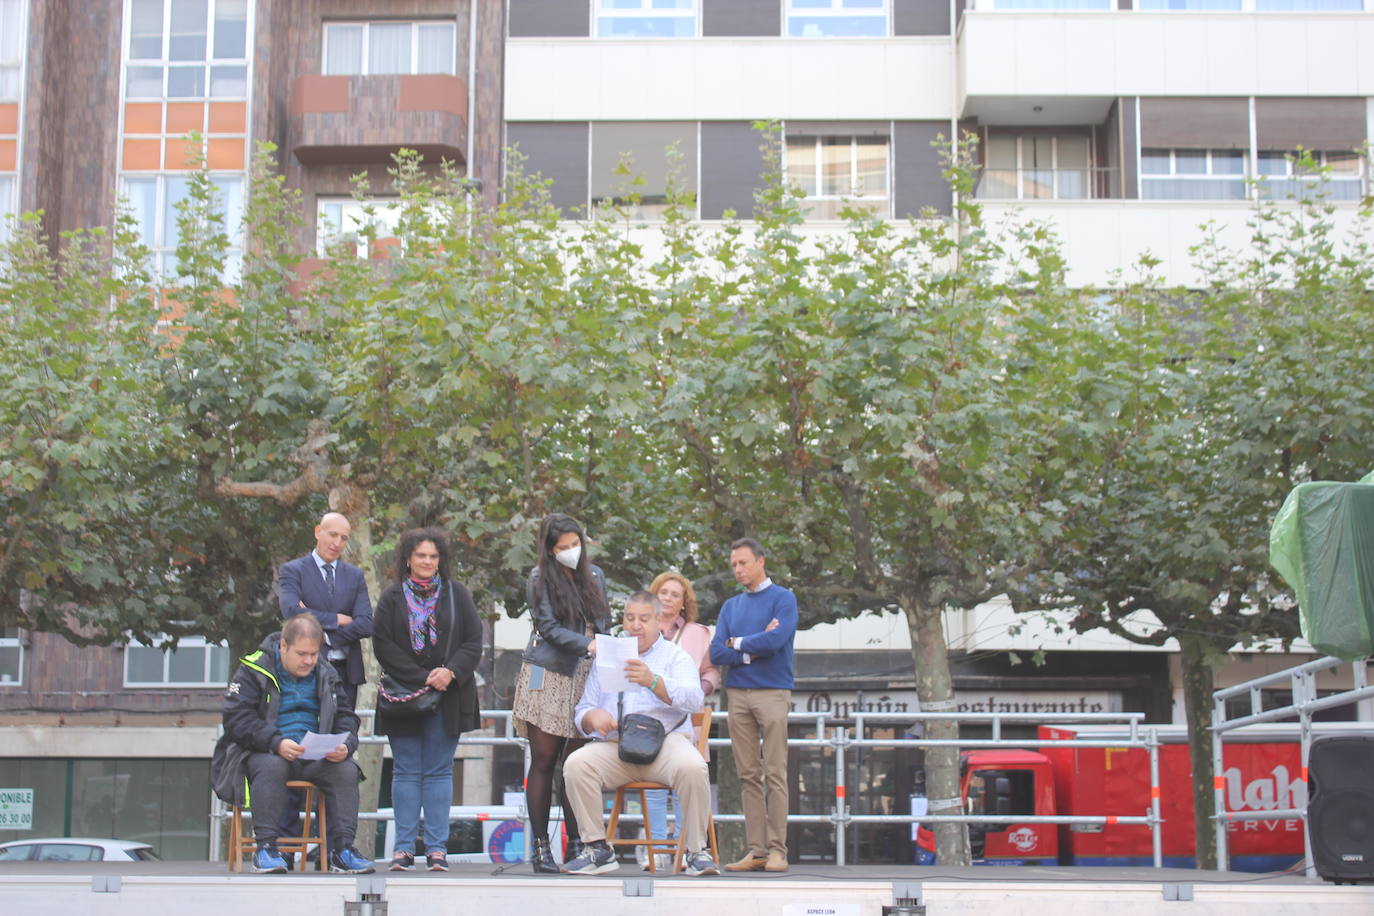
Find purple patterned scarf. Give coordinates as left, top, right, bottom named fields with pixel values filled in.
left=403, top=576, right=441, bottom=652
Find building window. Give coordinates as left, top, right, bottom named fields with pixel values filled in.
left=1223, top=688, right=1358, bottom=722
left=990, top=1, right=1111, bottom=8
left=978, top=134, right=1095, bottom=200
left=785, top=133, right=889, bottom=219
left=0, top=0, right=23, bottom=101
left=122, top=174, right=243, bottom=279
left=1140, top=148, right=1247, bottom=200
left=1255, top=0, right=1364, bottom=9
left=0, top=627, right=22, bottom=685
left=0, top=758, right=212, bottom=858
left=126, top=0, right=249, bottom=100
left=0, top=173, right=13, bottom=229
left=787, top=0, right=888, bottom=37
left=1256, top=150, right=1365, bottom=201
left=323, top=20, right=456, bottom=76
left=591, top=122, right=698, bottom=220
left=316, top=197, right=404, bottom=257
left=1135, top=0, right=1362, bottom=7
left=1137, top=1, right=1241, bottom=8
left=594, top=0, right=697, bottom=38
left=124, top=635, right=230, bottom=687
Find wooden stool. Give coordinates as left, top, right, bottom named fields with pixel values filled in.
left=605, top=711, right=719, bottom=873
left=229, top=779, right=328, bottom=872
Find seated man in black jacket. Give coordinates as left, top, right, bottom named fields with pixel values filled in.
left=212, top=615, right=374, bottom=874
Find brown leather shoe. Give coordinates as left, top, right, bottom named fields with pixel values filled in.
left=764, top=850, right=789, bottom=872
left=723, top=853, right=767, bottom=872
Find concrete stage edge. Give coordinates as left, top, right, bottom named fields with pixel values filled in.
left=2, top=863, right=1371, bottom=915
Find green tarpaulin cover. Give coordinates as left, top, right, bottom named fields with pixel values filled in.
left=1269, top=472, right=1374, bottom=660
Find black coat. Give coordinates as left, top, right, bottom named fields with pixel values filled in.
left=522, top=565, right=611, bottom=676
left=211, top=632, right=360, bottom=805
left=372, top=579, right=483, bottom=739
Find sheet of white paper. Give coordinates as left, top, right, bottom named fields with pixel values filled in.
left=299, top=731, right=350, bottom=760
left=594, top=634, right=637, bottom=693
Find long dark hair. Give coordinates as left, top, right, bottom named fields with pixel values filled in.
left=392, top=527, right=451, bottom=583
left=535, top=513, right=608, bottom=626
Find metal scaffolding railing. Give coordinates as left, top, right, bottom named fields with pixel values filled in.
left=1210, top=655, right=1374, bottom=875
left=210, top=707, right=1163, bottom=867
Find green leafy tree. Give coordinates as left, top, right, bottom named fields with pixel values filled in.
left=624, top=131, right=1085, bottom=865
left=0, top=212, right=179, bottom=642
left=1022, top=161, right=1374, bottom=868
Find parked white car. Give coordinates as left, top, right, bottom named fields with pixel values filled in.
left=0, top=838, right=160, bottom=862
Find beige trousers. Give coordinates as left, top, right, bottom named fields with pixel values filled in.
left=726, top=687, right=791, bottom=857
left=563, top=732, right=711, bottom=853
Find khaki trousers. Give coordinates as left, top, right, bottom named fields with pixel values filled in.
left=563, top=732, right=711, bottom=852
left=726, top=687, right=791, bottom=857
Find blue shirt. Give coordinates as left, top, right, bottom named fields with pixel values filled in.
left=709, top=583, right=798, bottom=690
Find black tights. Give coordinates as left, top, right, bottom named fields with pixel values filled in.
left=525, top=724, right=588, bottom=844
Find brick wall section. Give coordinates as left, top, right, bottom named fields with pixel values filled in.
left=22, top=0, right=123, bottom=244
left=472, top=0, right=506, bottom=210
left=0, top=632, right=224, bottom=717
left=288, top=74, right=468, bottom=165
left=251, top=1, right=489, bottom=250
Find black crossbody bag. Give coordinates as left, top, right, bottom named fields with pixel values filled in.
left=377, top=587, right=454, bottom=719
left=616, top=691, right=688, bottom=765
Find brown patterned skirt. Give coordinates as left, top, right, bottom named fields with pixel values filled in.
left=512, top=657, right=592, bottom=739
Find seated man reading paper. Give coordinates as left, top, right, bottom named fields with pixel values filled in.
left=559, top=591, right=717, bottom=876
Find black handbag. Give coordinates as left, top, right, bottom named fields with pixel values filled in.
left=376, top=675, right=442, bottom=718
left=617, top=692, right=687, bottom=765
left=376, top=586, right=454, bottom=719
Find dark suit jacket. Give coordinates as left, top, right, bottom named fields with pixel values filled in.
left=279, top=553, right=373, bottom=685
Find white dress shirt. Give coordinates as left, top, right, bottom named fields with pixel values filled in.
left=574, top=634, right=703, bottom=740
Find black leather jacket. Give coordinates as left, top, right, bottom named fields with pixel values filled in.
left=522, top=564, right=611, bottom=676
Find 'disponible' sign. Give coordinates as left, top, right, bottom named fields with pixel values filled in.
left=0, top=789, right=33, bottom=830
left=782, top=905, right=860, bottom=916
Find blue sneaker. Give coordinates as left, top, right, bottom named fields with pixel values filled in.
left=683, top=850, right=719, bottom=876
left=329, top=845, right=375, bottom=874
left=252, top=841, right=288, bottom=874
left=561, top=840, right=618, bottom=875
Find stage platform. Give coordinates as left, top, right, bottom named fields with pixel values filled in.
left=2, top=860, right=1370, bottom=916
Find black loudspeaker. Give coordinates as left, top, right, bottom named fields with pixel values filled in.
left=1308, top=734, right=1374, bottom=883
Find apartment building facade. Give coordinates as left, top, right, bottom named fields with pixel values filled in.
left=506, top=0, right=1374, bottom=284
left=2, top=0, right=1372, bottom=864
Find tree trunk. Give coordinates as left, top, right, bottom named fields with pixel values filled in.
left=334, top=486, right=386, bottom=858
left=902, top=597, right=970, bottom=867
left=1179, top=633, right=1219, bottom=871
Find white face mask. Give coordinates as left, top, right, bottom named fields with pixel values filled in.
left=554, top=545, right=582, bottom=570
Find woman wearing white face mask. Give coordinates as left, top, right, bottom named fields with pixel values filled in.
left=512, top=513, right=611, bottom=873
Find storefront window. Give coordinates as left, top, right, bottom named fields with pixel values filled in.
left=0, top=759, right=210, bottom=859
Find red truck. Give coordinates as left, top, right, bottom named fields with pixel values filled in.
left=914, top=726, right=1305, bottom=871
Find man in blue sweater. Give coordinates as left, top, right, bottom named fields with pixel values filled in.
left=709, top=537, right=798, bottom=873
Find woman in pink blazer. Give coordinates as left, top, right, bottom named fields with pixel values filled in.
left=649, top=571, right=720, bottom=697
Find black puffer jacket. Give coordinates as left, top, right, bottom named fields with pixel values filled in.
left=210, top=632, right=360, bottom=805
left=521, top=565, right=611, bottom=676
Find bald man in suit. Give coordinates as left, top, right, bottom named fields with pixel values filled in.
left=279, top=512, right=373, bottom=706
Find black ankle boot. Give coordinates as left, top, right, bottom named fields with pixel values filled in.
left=565, top=837, right=586, bottom=863
left=531, top=837, right=559, bottom=874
